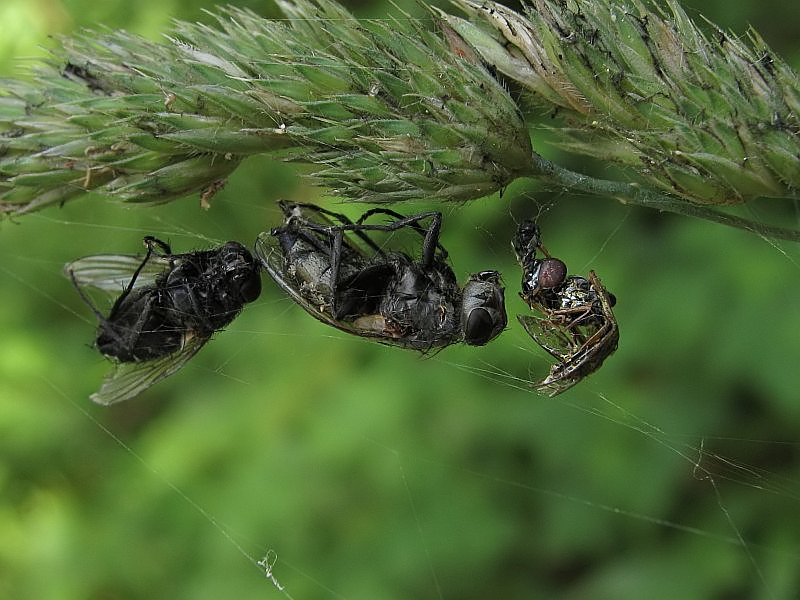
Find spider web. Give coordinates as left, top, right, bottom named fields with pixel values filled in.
left=4, top=5, right=800, bottom=600
left=3, top=175, right=800, bottom=599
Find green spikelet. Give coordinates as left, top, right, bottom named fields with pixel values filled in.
left=0, top=0, right=534, bottom=215
left=445, top=0, right=800, bottom=205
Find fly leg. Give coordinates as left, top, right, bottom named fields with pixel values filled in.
left=333, top=210, right=446, bottom=268
left=68, top=236, right=162, bottom=324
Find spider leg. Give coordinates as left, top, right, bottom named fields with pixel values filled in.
left=588, top=271, right=615, bottom=312
left=538, top=242, right=553, bottom=259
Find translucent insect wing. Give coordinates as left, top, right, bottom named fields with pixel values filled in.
left=254, top=232, right=379, bottom=339
left=254, top=231, right=332, bottom=319
left=536, top=366, right=583, bottom=397
left=65, top=253, right=173, bottom=293
left=90, top=335, right=205, bottom=405
left=517, top=314, right=575, bottom=362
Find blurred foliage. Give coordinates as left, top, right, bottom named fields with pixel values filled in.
left=2, top=0, right=800, bottom=599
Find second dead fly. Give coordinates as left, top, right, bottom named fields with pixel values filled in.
left=256, top=201, right=507, bottom=351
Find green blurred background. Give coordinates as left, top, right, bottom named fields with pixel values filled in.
left=2, top=0, right=800, bottom=598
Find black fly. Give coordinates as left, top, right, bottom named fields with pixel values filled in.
left=66, top=236, right=262, bottom=404
left=256, top=201, right=507, bottom=351
left=513, top=220, right=618, bottom=396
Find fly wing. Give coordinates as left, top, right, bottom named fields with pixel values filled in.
left=65, top=253, right=172, bottom=294
left=254, top=231, right=371, bottom=337
left=536, top=370, right=582, bottom=397
left=518, top=313, right=618, bottom=397
left=517, top=314, right=574, bottom=362
left=90, top=334, right=206, bottom=405
left=256, top=232, right=424, bottom=348
left=258, top=201, right=424, bottom=346
left=517, top=314, right=582, bottom=396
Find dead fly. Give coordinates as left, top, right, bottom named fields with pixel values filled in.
left=66, top=237, right=262, bottom=404
left=256, top=201, right=507, bottom=351
left=513, top=220, right=618, bottom=396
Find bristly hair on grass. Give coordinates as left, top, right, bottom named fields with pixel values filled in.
left=2, top=0, right=800, bottom=241
left=444, top=0, right=800, bottom=206
left=0, top=0, right=533, bottom=214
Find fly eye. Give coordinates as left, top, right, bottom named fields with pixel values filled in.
left=238, top=272, right=262, bottom=303
left=463, top=307, right=496, bottom=346
left=461, top=272, right=507, bottom=346
left=537, top=258, right=567, bottom=290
